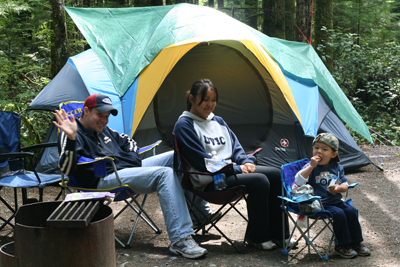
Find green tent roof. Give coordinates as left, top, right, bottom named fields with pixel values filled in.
left=64, top=3, right=372, bottom=143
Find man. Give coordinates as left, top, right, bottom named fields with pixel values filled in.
left=54, top=93, right=207, bottom=259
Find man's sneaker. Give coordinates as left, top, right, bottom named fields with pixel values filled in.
left=334, top=245, right=358, bottom=259
left=192, top=211, right=223, bottom=230
left=351, top=243, right=371, bottom=256
left=169, top=235, right=208, bottom=259
left=246, top=239, right=277, bottom=251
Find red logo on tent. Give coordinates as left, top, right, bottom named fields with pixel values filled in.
left=280, top=139, right=289, bottom=147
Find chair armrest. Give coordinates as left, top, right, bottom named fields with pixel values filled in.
left=138, top=140, right=162, bottom=155
left=348, top=182, right=359, bottom=189
left=344, top=182, right=359, bottom=201
left=21, top=142, right=58, bottom=151
left=77, top=157, right=122, bottom=185
left=278, top=196, right=296, bottom=203
left=293, top=195, right=321, bottom=203
left=0, top=151, right=35, bottom=161
left=175, top=163, right=235, bottom=176
left=177, top=163, right=243, bottom=189
left=247, top=148, right=262, bottom=157
left=77, top=157, right=115, bottom=165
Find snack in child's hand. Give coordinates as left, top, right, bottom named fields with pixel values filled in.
left=327, top=185, right=336, bottom=190
left=327, top=177, right=338, bottom=191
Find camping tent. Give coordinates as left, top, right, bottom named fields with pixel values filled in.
left=28, top=3, right=373, bottom=171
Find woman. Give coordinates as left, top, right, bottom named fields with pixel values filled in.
left=173, top=78, right=289, bottom=250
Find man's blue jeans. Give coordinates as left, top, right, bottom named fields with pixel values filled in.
left=97, top=151, right=194, bottom=244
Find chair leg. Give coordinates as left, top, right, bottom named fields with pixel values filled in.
left=189, top=193, right=247, bottom=253
left=0, top=193, right=17, bottom=231
left=114, top=194, right=162, bottom=248
left=54, top=189, right=63, bottom=201
left=126, top=195, right=162, bottom=234
left=283, top=210, right=334, bottom=260
left=126, top=194, right=162, bottom=246
left=21, top=188, right=39, bottom=205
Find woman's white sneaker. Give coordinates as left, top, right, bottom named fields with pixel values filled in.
left=247, top=239, right=277, bottom=250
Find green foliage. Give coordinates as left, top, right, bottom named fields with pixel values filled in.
left=0, top=0, right=53, bottom=147
left=333, top=0, right=400, bottom=44
left=318, top=27, right=400, bottom=145
left=1, top=0, right=400, bottom=149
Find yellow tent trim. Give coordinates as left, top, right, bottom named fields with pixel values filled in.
left=131, top=38, right=302, bottom=136
left=131, top=42, right=200, bottom=136
left=240, top=39, right=302, bottom=126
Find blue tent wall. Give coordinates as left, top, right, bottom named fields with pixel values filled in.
left=28, top=49, right=125, bottom=133
left=68, top=50, right=124, bottom=133
left=284, top=73, right=319, bottom=137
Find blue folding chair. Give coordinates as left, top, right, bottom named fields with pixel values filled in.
left=0, top=111, right=61, bottom=231
left=58, top=100, right=164, bottom=247
left=278, top=158, right=358, bottom=260
left=60, top=140, right=162, bottom=248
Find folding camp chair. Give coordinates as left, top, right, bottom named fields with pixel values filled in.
left=172, top=133, right=248, bottom=253
left=0, top=111, right=61, bottom=231
left=60, top=148, right=162, bottom=248
left=57, top=101, right=163, bottom=247
left=278, top=158, right=359, bottom=260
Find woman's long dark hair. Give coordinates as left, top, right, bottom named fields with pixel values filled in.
left=186, top=78, right=218, bottom=111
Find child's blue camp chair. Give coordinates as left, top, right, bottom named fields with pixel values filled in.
left=0, top=111, right=61, bottom=231
left=58, top=101, right=163, bottom=248
left=278, top=158, right=359, bottom=260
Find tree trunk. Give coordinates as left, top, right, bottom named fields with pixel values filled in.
left=217, top=0, right=224, bottom=9
left=394, top=0, right=400, bottom=14
left=262, top=0, right=285, bottom=39
left=176, top=0, right=198, bottom=3
left=133, top=0, right=146, bottom=6
left=314, top=0, right=333, bottom=71
left=285, top=0, right=296, bottom=41
left=209, top=0, right=214, bottom=8
left=295, top=0, right=312, bottom=43
left=50, top=0, right=69, bottom=79
left=245, top=0, right=258, bottom=30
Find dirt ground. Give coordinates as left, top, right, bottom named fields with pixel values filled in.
left=0, top=145, right=399, bottom=267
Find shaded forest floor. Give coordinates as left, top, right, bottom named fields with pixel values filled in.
left=0, top=145, right=399, bottom=266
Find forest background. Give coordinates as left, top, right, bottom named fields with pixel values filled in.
left=0, top=0, right=399, bottom=150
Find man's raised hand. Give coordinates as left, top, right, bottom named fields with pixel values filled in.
left=53, top=110, right=77, bottom=140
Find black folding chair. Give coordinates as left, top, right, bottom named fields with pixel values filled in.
left=172, top=133, right=248, bottom=253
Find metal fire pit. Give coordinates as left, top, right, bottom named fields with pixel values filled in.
left=2, top=201, right=116, bottom=267
left=0, top=242, right=17, bottom=267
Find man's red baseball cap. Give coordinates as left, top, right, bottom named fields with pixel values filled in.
left=84, top=94, right=118, bottom=116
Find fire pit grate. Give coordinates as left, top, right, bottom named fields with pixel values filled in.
left=47, top=200, right=102, bottom=228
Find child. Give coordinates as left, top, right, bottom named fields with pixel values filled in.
left=295, top=133, right=370, bottom=259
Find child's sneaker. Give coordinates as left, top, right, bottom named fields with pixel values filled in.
left=351, top=243, right=371, bottom=256
left=169, top=235, right=208, bottom=259
left=334, top=245, right=358, bottom=259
